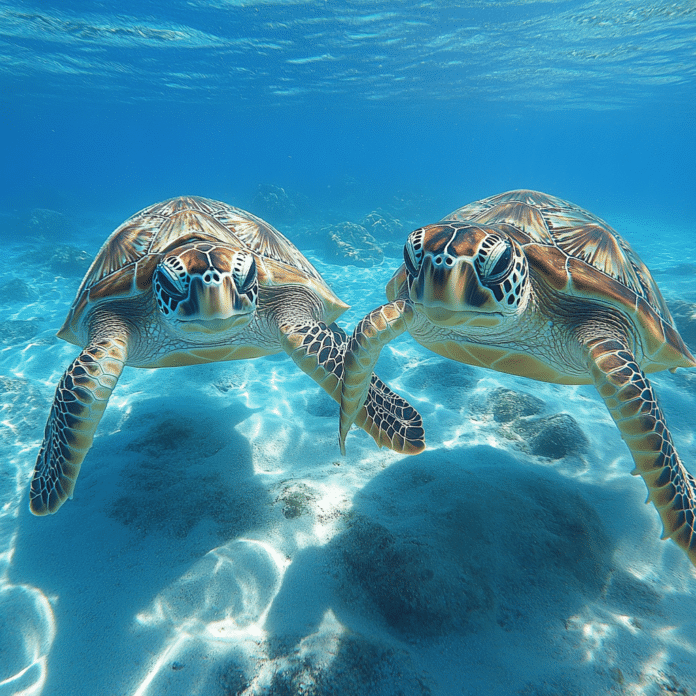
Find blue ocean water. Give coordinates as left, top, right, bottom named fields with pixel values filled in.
left=2, top=0, right=695, bottom=225
left=1, top=2, right=696, bottom=695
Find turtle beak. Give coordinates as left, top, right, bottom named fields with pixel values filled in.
left=176, top=275, right=255, bottom=333
left=186, top=276, right=245, bottom=319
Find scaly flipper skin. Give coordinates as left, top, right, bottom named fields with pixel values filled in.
left=338, top=302, right=413, bottom=454
left=587, top=337, right=696, bottom=564
left=280, top=318, right=424, bottom=455
left=30, top=336, right=127, bottom=515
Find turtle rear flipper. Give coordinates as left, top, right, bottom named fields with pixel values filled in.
left=280, top=320, right=424, bottom=455
left=587, top=336, right=696, bottom=564
left=30, top=336, right=127, bottom=515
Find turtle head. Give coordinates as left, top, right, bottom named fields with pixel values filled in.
left=401, top=223, right=529, bottom=328
left=153, top=242, right=258, bottom=336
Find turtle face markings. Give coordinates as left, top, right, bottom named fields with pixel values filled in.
left=402, top=223, right=529, bottom=327
left=154, top=242, right=258, bottom=335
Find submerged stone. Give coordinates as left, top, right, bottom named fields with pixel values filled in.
left=318, top=221, right=384, bottom=267
left=475, top=386, right=545, bottom=423
left=27, top=208, right=75, bottom=237
left=252, top=183, right=306, bottom=223
left=19, top=244, right=92, bottom=277
left=0, top=278, right=40, bottom=303
left=513, top=413, right=589, bottom=459
left=360, top=209, right=408, bottom=256
left=48, top=245, right=92, bottom=276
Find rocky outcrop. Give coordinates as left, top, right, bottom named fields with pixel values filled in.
left=252, top=184, right=306, bottom=223
left=473, top=387, right=589, bottom=460
left=317, top=221, right=384, bottom=267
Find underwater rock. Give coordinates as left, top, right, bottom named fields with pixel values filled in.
left=473, top=388, right=588, bottom=459
left=26, top=208, right=75, bottom=237
left=400, top=359, right=474, bottom=409
left=361, top=209, right=405, bottom=240
left=276, top=483, right=315, bottom=519
left=474, top=386, right=545, bottom=423
left=48, top=245, right=92, bottom=276
left=212, top=373, right=249, bottom=394
left=318, top=221, right=384, bottom=267
left=513, top=413, right=589, bottom=460
left=19, top=244, right=92, bottom=277
left=252, top=183, right=305, bottom=223
left=0, top=320, right=41, bottom=345
left=360, top=209, right=408, bottom=256
left=217, top=664, right=249, bottom=695
left=389, top=188, right=445, bottom=223
left=0, top=278, right=40, bottom=304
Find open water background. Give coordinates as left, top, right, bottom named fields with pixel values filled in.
left=2, top=0, right=694, bottom=229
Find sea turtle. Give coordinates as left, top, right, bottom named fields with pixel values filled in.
left=339, top=189, right=696, bottom=565
left=30, top=195, right=424, bottom=515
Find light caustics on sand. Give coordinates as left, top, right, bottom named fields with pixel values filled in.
left=0, top=533, right=56, bottom=696
left=130, top=538, right=289, bottom=696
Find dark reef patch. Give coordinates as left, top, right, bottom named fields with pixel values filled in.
left=473, top=387, right=589, bottom=460
left=334, top=457, right=612, bottom=639
left=107, top=412, right=267, bottom=540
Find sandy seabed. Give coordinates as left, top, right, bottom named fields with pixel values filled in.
left=1, top=210, right=695, bottom=696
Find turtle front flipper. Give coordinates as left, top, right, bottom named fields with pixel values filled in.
left=338, top=300, right=414, bottom=454
left=30, top=336, right=127, bottom=515
left=279, top=314, right=423, bottom=455
left=587, top=337, right=696, bottom=565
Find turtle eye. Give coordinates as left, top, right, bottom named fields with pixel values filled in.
left=155, top=258, right=189, bottom=298
left=404, top=229, right=424, bottom=277
left=475, top=236, right=514, bottom=283
left=154, top=257, right=190, bottom=315
left=232, top=252, right=257, bottom=294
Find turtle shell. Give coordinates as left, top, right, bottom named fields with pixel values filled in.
left=59, top=196, right=345, bottom=344
left=441, top=189, right=695, bottom=371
